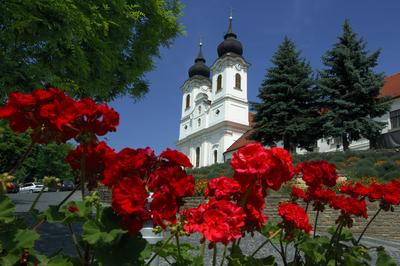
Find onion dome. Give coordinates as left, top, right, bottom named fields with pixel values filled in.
left=188, top=42, right=210, bottom=78
left=217, top=15, right=243, bottom=57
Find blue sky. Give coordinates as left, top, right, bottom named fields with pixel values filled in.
left=106, top=0, right=400, bottom=153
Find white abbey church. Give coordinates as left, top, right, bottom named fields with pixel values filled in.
left=177, top=17, right=400, bottom=168
left=176, top=16, right=251, bottom=168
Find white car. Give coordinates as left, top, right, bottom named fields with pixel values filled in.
left=19, top=182, right=48, bottom=193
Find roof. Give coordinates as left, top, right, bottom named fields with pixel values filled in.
left=380, top=72, right=400, bottom=98
left=225, top=112, right=256, bottom=153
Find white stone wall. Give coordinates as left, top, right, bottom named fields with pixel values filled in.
left=317, top=98, right=400, bottom=152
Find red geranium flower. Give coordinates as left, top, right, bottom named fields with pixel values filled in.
left=296, top=160, right=338, bottom=188
left=205, top=176, right=241, bottom=200
left=278, top=202, right=312, bottom=235
left=329, top=195, right=368, bottom=219
left=67, top=205, right=79, bottom=213
left=183, top=199, right=246, bottom=245
left=111, top=176, right=149, bottom=215
left=66, top=141, right=115, bottom=190
left=263, top=147, right=294, bottom=191
left=160, top=148, right=192, bottom=168
left=231, top=143, right=270, bottom=176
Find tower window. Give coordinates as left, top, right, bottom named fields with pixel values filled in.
left=235, top=73, right=241, bottom=90
left=214, top=150, right=218, bottom=164
left=185, top=94, right=190, bottom=109
left=198, top=118, right=201, bottom=127
left=195, top=147, right=200, bottom=167
left=217, top=75, right=222, bottom=92
left=198, top=106, right=201, bottom=113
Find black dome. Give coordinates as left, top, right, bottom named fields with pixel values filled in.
left=188, top=43, right=210, bottom=78
left=217, top=17, right=243, bottom=57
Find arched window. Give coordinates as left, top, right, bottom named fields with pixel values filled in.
left=235, top=73, right=241, bottom=89
left=195, top=147, right=200, bottom=168
left=217, top=75, right=222, bottom=92
left=185, top=94, right=190, bottom=109
left=214, top=150, right=218, bottom=164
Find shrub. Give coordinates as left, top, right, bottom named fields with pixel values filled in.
left=194, top=178, right=208, bottom=196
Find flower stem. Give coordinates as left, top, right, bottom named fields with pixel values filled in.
left=200, top=238, right=206, bottom=259
left=220, top=245, right=227, bottom=266
left=212, top=245, right=217, bottom=266
left=31, top=183, right=80, bottom=231
left=313, top=209, right=320, bottom=238
left=9, top=141, right=35, bottom=175
left=251, top=228, right=281, bottom=257
left=67, top=222, right=83, bottom=261
left=29, top=185, right=45, bottom=213
left=57, top=182, right=80, bottom=208
left=145, top=234, right=174, bottom=266
left=356, top=207, right=382, bottom=244
left=80, top=144, right=87, bottom=200
left=175, top=233, right=182, bottom=263
left=279, top=232, right=288, bottom=266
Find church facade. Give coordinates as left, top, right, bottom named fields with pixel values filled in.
left=176, top=17, right=251, bottom=168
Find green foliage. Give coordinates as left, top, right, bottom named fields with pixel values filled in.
left=0, top=121, right=74, bottom=182
left=376, top=247, right=397, bottom=266
left=187, top=160, right=233, bottom=179
left=317, top=19, right=391, bottom=150
left=82, top=207, right=126, bottom=245
left=153, top=241, right=199, bottom=265
left=0, top=195, right=15, bottom=224
left=252, top=36, right=321, bottom=151
left=0, top=0, right=184, bottom=101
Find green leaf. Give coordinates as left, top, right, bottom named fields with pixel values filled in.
left=261, top=221, right=280, bottom=238
left=338, top=228, right=354, bottom=241
left=0, top=195, right=15, bottom=223
left=297, top=237, right=326, bottom=263
left=92, top=233, right=149, bottom=265
left=343, top=254, right=365, bottom=266
left=43, top=205, right=66, bottom=223
left=82, top=220, right=125, bottom=245
left=14, top=229, right=39, bottom=249
left=376, top=247, right=397, bottom=266
left=36, top=254, right=74, bottom=266
left=61, top=201, right=92, bottom=223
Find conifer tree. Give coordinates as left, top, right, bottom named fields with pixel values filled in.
left=252, top=37, right=321, bottom=152
left=318, top=19, right=390, bottom=150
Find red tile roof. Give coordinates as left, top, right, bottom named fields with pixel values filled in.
left=380, top=72, right=400, bottom=98
left=225, top=112, right=256, bottom=153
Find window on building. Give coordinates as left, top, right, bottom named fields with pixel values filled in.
left=195, top=147, right=200, bottom=167
left=235, top=73, right=241, bottom=89
left=217, top=75, right=222, bottom=92
left=390, top=109, right=400, bottom=129
left=198, top=118, right=201, bottom=127
left=185, top=94, right=190, bottom=109
left=214, top=150, right=218, bottom=164
left=198, top=106, right=201, bottom=113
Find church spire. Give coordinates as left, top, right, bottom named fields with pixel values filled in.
left=188, top=39, right=210, bottom=78
left=224, top=8, right=237, bottom=39
left=217, top=10, right=243, bottom=57
left=195, top=38, right=205, bottom=63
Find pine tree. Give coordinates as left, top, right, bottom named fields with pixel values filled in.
left=251, top=37, right=321, bottom=152
left=318, top=19, right=390, bottom=150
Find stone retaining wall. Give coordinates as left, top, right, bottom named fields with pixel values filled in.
left=98, top=187, right=400, bottom=241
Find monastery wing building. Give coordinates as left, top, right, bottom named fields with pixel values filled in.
left=176, top=16, right=251, bottom=168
